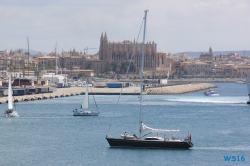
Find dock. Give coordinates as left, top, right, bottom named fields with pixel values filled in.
left=0, top=86, right=141, bottom=104
left=0, top=83, right=216, bottom=104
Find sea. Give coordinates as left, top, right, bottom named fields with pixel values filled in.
left=0, top=82, right=249, bottom=166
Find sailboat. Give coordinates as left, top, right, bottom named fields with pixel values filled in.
left=73, top=79, right=99, bottom=116
left=105, top=10, right=193, bottom=149
left=5, top=74, right=18, bottom=117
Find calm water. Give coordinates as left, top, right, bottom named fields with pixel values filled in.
left=1, top=83, right=250, bottom=166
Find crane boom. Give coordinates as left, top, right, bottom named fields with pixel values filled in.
left=84, top=47, right=97, bottom=55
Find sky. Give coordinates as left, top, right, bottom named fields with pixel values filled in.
left=1, top=0, right=250, bottom=55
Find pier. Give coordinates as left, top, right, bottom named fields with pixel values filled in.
left=0, top=83, right=216, bottom=104
left=147, top=83, right=216, bottom=94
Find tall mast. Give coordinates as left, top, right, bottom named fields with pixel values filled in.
left=27, top=36, right=29, bottom=76
left=55, top=41, right=57, bottom=75
left=139, top=10, right=148, bottom=138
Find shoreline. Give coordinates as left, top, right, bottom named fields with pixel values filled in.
left=0, top=83, right=217, bottom=104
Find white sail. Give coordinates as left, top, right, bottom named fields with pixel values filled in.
left=8, top=74, right=13, bottom=110
left=81, top=84, right=89, bottom=110
left=141, top=123, right=180, bottom=133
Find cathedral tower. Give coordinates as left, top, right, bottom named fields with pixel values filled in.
left=209, top=46, right=213, bottom=55
left=99, top=32, right=108, bottom=61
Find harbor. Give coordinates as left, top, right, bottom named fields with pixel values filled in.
left=0, top=82, right=249, bottom=166
left=0, top=83, right=216, bottom=104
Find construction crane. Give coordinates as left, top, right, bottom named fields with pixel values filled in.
left=83, top=47, right=97, bottom=55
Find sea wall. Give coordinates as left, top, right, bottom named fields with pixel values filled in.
left=147, top=83, right=216, bottom=94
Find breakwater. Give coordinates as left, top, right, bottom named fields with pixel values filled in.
left=0, top=83, right=217, bottom=104
left=147, top=83, right=216, bottom=94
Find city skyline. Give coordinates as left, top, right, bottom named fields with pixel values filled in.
left=1, top=0, right=250, bottom=54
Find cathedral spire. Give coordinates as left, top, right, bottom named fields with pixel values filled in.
left=100, top=32, right=103, bottom=41
left=104, top=32, right=108, bottom=41
left=209, top=46, right=212, bottom=55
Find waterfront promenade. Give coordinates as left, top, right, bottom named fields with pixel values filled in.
left=0, top=83, right=215, bottom=104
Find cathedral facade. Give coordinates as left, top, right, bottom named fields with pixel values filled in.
left=99, top=32, right=170, bottom=75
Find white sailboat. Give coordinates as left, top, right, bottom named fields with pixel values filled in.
left=73, top=79, right=99, bottom=116
left=105, top=10, right=193, bottom=149
left=5, top=74, right=18, bottom=117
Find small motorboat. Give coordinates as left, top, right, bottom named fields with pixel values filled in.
left=204, top=89, right=219, bottom=96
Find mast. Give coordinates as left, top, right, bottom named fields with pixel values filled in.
left=55, top=41, right=57, bottom=75
left=27, top=36, right=29, bottom=76
left=139, top=10, right=148, bottom=138
left=87, top=78, right=89, bottom=110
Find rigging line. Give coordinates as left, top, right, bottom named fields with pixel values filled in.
left=116, top=19, right=144, bottom=105
left=89, top=85, right=99, bottom=112
left=13, top=95, right=16, bottom=110
left=106, top=19, right=145, bottom=135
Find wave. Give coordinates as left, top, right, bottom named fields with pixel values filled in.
left=194, top=146, right=250, bottom=151
left=163, top=96, right=247, bottom=104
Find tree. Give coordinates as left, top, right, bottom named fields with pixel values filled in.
left=120, top=62, right=136, bottom=74
left=86, top=62, right=93, bottom=69
left=78, top=72, right=85, bottom=78
left=104, top=63, right=111, bottom=73
left=110, top=62, right=118, bottom=73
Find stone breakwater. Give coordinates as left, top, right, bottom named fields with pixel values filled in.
left=146, top=83, right=217, bottom=94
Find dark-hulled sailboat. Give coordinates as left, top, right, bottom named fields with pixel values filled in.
left=105, top=10, right=193, bottom=149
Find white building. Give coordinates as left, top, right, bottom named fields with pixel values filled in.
left=42, top=73, right=67, bottom=85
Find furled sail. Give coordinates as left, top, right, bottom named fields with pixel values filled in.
left=81, top=85, right=89, bottom=110
left=141, top=123, right=180, bottom=133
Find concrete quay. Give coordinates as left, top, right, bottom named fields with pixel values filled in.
left=0, top=83, right=215, bottom=104
left=147, top=83, right=216, bottom=94
left=0, top=86, right=141, bottom=104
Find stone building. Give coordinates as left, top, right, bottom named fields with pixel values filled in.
left=236, top=65, right=250, bottom=77
left=99, top=32, right=170, bottom=76
left=199, top=47, right=213, bottom=61
left=181, top=61, right=214, bottom=78
left=37, top=49, right=106, bottom=75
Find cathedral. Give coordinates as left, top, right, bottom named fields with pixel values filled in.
left=99, top=32, right=170, bottom=74
left=199, top=47, right=213, bottom=61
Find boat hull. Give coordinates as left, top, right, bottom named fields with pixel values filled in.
left=105, top=137, right=193, bottom=149
left=5, top=110, right=18, bottom=117
left=73, top=112, right=99, bottom=116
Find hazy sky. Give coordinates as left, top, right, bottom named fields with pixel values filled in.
left=1, top=0, right=249, bottom=54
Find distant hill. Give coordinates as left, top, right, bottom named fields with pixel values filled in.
left=15, top=48, right=48, bottom=55
left=174, top=50, right=250, bottom=58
